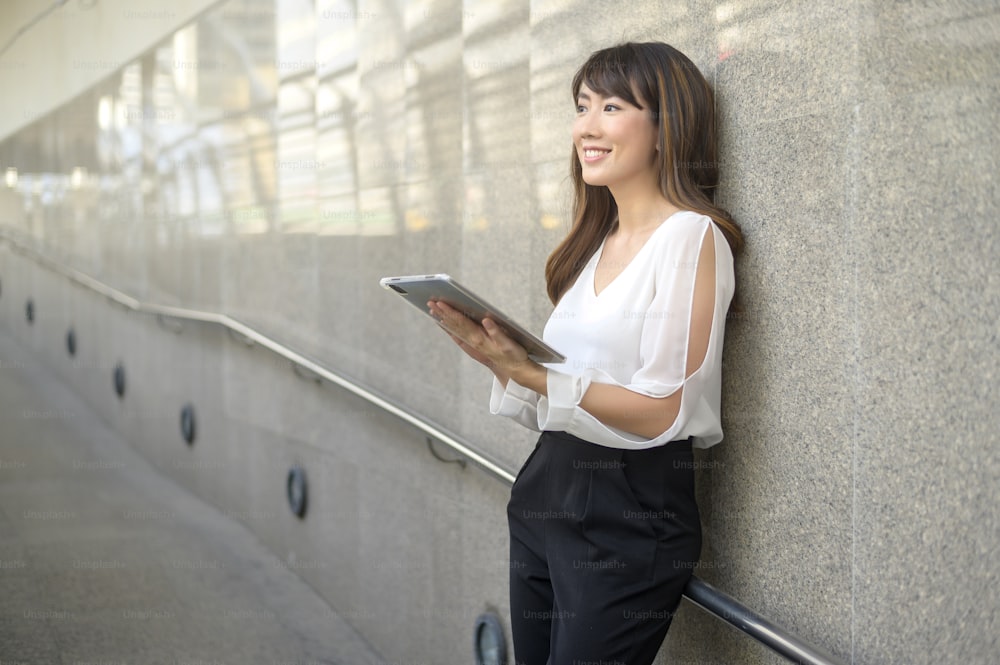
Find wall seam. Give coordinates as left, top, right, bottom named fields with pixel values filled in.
left=848, top=2, right=864, bottom=663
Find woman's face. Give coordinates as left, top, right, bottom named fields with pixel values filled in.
left=572, top=82, right=660, bottom=191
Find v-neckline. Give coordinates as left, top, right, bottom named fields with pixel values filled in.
left=591, top=211, right=682, bottom=298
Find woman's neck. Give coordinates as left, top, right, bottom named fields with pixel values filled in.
left=610, top=185, right=680, bottom=237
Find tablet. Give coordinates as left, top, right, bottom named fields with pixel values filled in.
left=379, top=274, right=566, bottom=364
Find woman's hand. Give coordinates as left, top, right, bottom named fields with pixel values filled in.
left=427, top=300, right=539, bottom=386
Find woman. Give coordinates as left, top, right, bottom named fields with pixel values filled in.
left=429, top=42, right=742, bottom=665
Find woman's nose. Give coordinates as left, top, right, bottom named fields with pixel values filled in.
left=576, top=110, right=600, bottom=139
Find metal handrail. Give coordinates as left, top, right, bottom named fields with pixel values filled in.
left=0, top=229, right=849, bottom=665
left=683, top=577, right=848, bottom=665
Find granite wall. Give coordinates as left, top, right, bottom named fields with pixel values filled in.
left=0, top=0, right=997, bottom=663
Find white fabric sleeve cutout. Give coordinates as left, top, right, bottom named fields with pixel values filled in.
left=488, top=376, right=541, bottom=432
left=536, top=219, right=728, bottom=449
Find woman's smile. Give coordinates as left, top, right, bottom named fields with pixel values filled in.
left=582, top=146, right=612, bottom=162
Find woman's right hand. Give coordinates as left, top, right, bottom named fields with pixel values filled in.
left=427, top=301, right=510, bottom=384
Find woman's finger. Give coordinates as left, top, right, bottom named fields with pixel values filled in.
left=432, top=301, right=474, bottom=334
left=482, top=318, right=517, bottom=351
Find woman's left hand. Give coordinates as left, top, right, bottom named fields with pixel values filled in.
left=427, top=300, right=533, bottom=376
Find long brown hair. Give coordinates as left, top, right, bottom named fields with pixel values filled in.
left=545, top=42, right=743, bottom=305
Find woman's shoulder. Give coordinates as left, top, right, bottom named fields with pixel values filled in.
left=651, top=210, right=713, bottom=245
left=653, top=210, right=734, bottom=270
left=646, top=210, right=732, bottom=267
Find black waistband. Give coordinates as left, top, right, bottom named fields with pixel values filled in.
left=540, top=430, right=693, bottom=451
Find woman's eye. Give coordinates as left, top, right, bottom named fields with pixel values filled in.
left=604, top=104, right=620, bottom=112
left=576, top=105, right=587, bottom=113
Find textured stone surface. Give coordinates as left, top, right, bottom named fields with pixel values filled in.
left=851, top=30, right=1000, bottom=663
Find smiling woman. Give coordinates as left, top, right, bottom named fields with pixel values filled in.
left=428, top=42, right=743, bottom=665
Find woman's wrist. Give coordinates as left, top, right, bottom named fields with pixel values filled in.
left=507, top=361, right=547, bottom=396
left=492, top=369, right=510, bottom=388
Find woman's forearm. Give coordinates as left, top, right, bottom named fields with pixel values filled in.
left=508, top=364, right=682, bottom=439
left=579, top=382, right=682, bottom=440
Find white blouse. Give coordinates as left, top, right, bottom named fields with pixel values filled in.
left=489, top=210, right=735, bottom=450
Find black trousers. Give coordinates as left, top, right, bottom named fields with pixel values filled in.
left=507, top=430, right=702, bottom=665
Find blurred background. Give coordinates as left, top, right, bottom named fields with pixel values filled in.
left=0, top=1, right=997, bottom=663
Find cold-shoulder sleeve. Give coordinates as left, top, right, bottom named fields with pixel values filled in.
left=536, top=216, right=734, bottom=449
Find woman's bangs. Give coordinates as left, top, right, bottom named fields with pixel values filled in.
left=575, top=55, right=644, bottom=109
